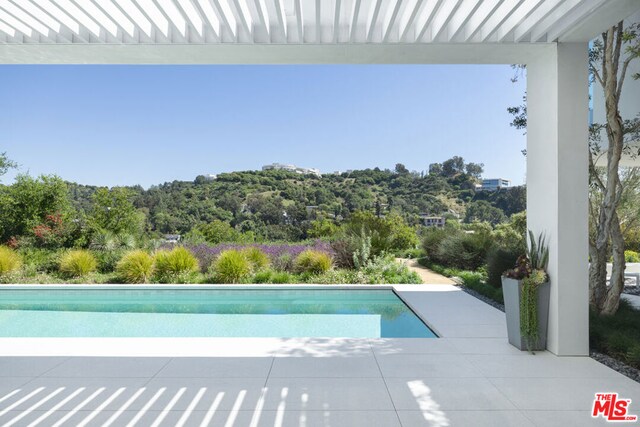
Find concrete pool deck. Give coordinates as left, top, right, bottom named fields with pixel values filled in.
left=0, top=284, right=638, bottom=426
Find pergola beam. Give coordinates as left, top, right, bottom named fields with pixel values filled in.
left=0, top=0, right=633, bottom=45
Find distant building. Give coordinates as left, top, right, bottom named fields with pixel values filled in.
left=164, top=234, right=181, bottom=244
left=204, top=174, right=217, bottom=181
left=420, top=214, right=445, bottom=228
left=479, top=178, right=510, bottom=191
left=262, top=163, right=321, bottom=177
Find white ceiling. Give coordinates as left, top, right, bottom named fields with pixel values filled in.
left=0, top=0, right=637, bottom=45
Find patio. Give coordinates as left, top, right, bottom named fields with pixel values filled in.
left=1, top=284, right=639, bottom=426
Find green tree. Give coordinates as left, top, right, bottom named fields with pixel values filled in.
left=395, top=163, right=409, bottom=174
left=441, top=156, right=465, bottom=177
left=0, top=174, right=72, bottom=241
left=464, top=200, right=506, bottom=226
left=0, top=152, right=17, bottom=180
left=465, top=162, right=484, bottom=179
left=90, top=187, right=144, bottom=236
left=196, top=219, right=245, bottom=244
left=307, top=218, right=338, bottom=238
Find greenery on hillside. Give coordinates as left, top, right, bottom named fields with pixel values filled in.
left=36, top=156, right=525, bottom=246
left=2, top=154, right=526, bottom=285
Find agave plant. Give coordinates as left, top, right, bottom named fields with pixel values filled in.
left=526, top=230, right=549, bottom=272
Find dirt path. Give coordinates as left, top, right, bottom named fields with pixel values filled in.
left=396, top=258, right=457, bottom=285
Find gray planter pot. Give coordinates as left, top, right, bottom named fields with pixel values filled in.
left=502, top=276, right=550, bottom=351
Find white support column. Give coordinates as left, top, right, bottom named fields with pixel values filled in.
left=527, top=42, right=589, bottom=356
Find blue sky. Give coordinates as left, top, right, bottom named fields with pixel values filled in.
left=0, top=65, right=526, bottom=188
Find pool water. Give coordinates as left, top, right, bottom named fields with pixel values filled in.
left=0, top=289, right=436, bottom=338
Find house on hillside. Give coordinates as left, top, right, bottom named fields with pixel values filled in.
left=419, top=214, right=445, bottom=228
left=164, top=234, right=181, bottom=244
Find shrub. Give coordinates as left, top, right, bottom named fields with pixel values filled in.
left=94, top=249, right=126, bottom=273
left=295, top=250, right=332, bottom=274
left=59, top=250, right=97, bottom=278
left=272, top=253, right=295, bottom=272
left=0, top=246, right=22, bottom=275
left=252, top=270, right=273, bottom=284
left=116, top=250, right=154, bottom=283
left=252, top=269, right=295, bottom=284
left=330, top=238, right=357, bottom=269
left=486, top=247, right=521, bottom=288
left=154, top=247, right=200, bottom=283
left=436, top=231, right=492, bottom=271
left=18, top=248, right=60, bottom=273
left=421, top=228, right=449, bottom=261
left=360, top=256, right=422, bottom=284
left=271, top=271, right=295, bottom=284
left=242, top=247, right=270, bottom=271
left=625, top=250, right=640, bottom=263
left=212, top=250, right=251, bottom=283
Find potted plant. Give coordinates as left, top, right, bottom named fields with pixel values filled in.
left=502, top=231, right=550, bottom=351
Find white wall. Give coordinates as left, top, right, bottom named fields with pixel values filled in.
left=527, top=43, right=590, bottom=356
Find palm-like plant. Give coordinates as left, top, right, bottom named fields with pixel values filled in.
left=526, top=230, right=549, bottom=272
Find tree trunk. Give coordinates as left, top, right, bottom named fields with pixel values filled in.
left=589, top=24, right=627, bottom=316
left=602, top=211, right=626, bottom=314
left=589, top=241, right=609, bottom=311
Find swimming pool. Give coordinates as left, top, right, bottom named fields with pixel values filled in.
left=0, top=288, right=436, bottom=338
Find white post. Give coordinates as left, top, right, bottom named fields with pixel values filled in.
left=527, top=42, right=589, bottom=356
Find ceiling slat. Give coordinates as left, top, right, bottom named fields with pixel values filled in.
left=478, top=0, right=524, bottom=42
left=414, top=0, right=444, bottom=42
left=333, top=0, right=341, bottom=42
left=461, top=0, right=502, bottom=41
left=530, top=0, right=582, bottom=42
left=366, top=0, right=383, bottom=42
left=382, top=0, right=403, bottom=43
left=429, top=0, right=464, bottom=42
left=294, top=0, right=303, bottom=42
left=274, top=0, right=287, bottom=40
left=0, top=0, right=629, bottom=45
left=349, top=0, right=361, bottom=42
left=1, top=2, right=51, bottom=38
left=210, top=0, right=237, bottom=40
left=446, top=0, right=484, bottom=42
left=545, top=0, right=607, bottom=42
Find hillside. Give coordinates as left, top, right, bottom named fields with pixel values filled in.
left=65, top=159, right=525, bottom=241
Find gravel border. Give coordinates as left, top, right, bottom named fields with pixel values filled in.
left=590, top=351, right=640, bottom=383
left=456, top=283, right=640, bottom=385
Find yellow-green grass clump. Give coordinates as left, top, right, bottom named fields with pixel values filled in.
left=116, top=250, right=154, bottom=283
left=59, top=250, right=97, bottom=278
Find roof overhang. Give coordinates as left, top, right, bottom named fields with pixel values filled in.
left=0, top=0, right=638, bottom=64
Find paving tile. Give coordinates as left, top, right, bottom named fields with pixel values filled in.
left=0, top=377, right=150, bottom=411
left=433, top=323, right=508, bottom=338
left=397, top=410, right=535, bottom=427
left=385, top=377, right=517, bottom=410
left=446, top=338, right=528, bottom=355
left=0, top=377, right=35, bottom=394
left=468, top=354, right=622, bottom=378
left=369, top=338, right=458, bottom=355
left=141, top=377, right=268, bottom=411
left=269, top=356, right=381, bottom=378
left=17, top=409, right=402, bottom=427
left=523, top=410, right=636, bottom=427
left=489, top=377, right=640, bottom=411
left=376, top=354, right=481, bottom=378
left=264, top=377, right=395, bottom=410
left=0, top=357, right=68, bottom=377
left=42, top=357, right=169, bottom=378
left=274, top=338, right=374, bottom=357
left=156, top=357, right=273, bottom=378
